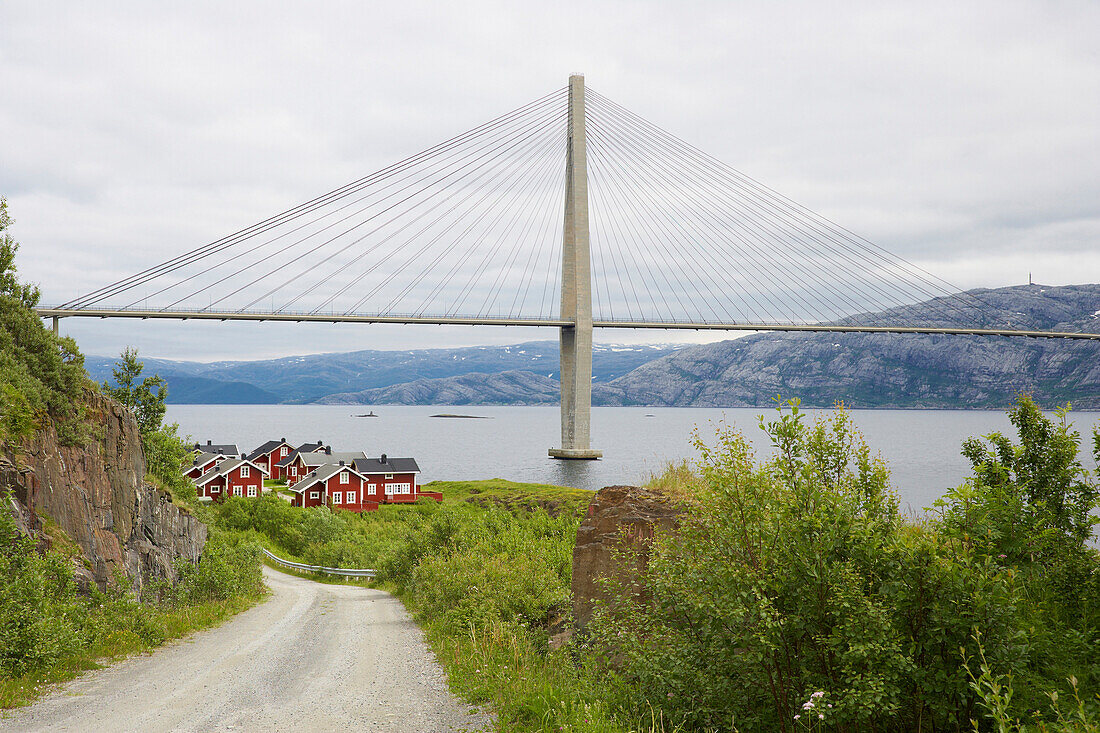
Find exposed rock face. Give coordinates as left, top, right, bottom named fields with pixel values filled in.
left=572, top=485, right=685, bottom=632
left=3, top=391, right=206, bottom=592
left=594, top=284, right=1100, bottom=409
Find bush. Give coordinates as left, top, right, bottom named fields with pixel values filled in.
left=170, top=531, right=264, bottom=604
left=412, top=550, right=569, bottom=631
left=0, top=521, right=86, bottom=676
left=144, top=422, right=197, bottom=503
left=592, top=401, right=1029, bottom=731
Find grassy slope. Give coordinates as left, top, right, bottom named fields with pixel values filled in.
left=425, top=478, right=592, bottom=513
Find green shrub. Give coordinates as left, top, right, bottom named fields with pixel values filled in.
left=172, top=531, right=264, bottom=604
left=0, top=523, right=86, bottom=676
left=412, top=550, right=569, bottom=631
left=592, top=401, right=1027, bottom=731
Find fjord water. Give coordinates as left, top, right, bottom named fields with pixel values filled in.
left=167, top=405, right=1100, bottom=515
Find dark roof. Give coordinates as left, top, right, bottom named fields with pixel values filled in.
left=353, top=456, right=420, bottom=475
left=246, top=438, right=290, bottom=462
left=275, top=441, right=326, bottom=467
left=190, top=451, right=229, bottom=469
left=301, top=451, right=366, bottom=468
left=288, top=463, right=367, bottom=493
left=193, top=441, right=239, bottom=457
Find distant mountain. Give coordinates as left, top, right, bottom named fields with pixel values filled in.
left=318, top=370, right=560, bottom=406
left=592, top=284, right=1100, bottom=409
left=154, top=376, right=281, bottom=405
left=85, top=342, right=679, bottom=405
left=313, top=284, right=1100, bottom=409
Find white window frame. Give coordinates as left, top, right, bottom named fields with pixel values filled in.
left=211, top=486, right=220, bottom=494
left=332, top=491, right=342, bottom=505
left=280, top=446, right=288, bottom=456
left=291, top=466, right=298, bottom=476
left=309, top=490, right=319, bottom=500
left=340, top=471, right=349, bottom=484
left=233, top=486, right=243, bottom=497
left=385, top=473, right=393, bottom=479
left=241, top=465, right=250, bottom=478
left=247, top=486, right=257, bottom=497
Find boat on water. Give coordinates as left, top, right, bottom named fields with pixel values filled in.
left=353, top=411, right=378, bottom=418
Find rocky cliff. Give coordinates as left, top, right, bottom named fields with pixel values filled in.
left=2, top=391, right=206, bottom=592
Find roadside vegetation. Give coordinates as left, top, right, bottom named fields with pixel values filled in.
left=220, top=397, right=1100, bottom=732
left=0, top=210, right=263, bottom=708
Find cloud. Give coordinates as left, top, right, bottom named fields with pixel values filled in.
left=3, top=0, right=1098, bottom=359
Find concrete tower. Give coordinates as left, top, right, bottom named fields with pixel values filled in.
left=550, top=74, right=601, bottom=460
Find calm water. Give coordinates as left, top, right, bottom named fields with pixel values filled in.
left=166, top=405, right=1100, bottom=515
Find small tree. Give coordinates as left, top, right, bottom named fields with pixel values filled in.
left=0, top=197, right=40, bottom=309
left=103, top=347, right=167, bottom=436
left=937, top=394, right=1100, bottom=568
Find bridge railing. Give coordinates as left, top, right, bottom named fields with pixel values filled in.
left=262, top=548, right=376, bottom=579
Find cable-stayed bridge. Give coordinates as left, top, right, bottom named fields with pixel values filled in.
left=36, top=75, right=1100, bottom=458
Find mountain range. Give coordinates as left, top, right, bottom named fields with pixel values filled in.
left=87, top=284, right=1100, bottom=409
left=84, top=343, right=679, bottom=405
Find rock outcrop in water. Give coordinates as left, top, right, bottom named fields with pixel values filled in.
left=2, top=391, right=206, bottom=592
left=572, top=485, right=685, bottom=632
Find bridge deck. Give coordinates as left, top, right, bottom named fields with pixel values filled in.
left=35, top=307, right=1100, bottom=340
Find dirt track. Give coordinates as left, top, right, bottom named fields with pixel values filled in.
left=0, top=566, right=491, bottom=732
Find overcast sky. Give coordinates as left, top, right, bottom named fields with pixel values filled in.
left=2, top=0, right=1097, bottom=361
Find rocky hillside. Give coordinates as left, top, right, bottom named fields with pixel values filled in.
left=317, top=369, right=560, bottom=406
left=594, top=284, right=1100, bottom=409
left=2, top=391, right=206, bottom=593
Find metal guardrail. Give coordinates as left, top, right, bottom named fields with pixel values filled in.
left=263, top=548, right=376, bottom=579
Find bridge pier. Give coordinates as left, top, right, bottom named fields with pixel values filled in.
left=550, top=74, right=601, bottom=460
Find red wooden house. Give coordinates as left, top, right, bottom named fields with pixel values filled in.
left=184, top=451, right=233, bottom=480
left=353, top=455, right=437, bottom=504
left=283, top=448, right=366, bottom=483
left=274, top=441, right=326, bottom=482
left=246, top=438, right=294, bottom=480
left=288, top=462, right=379, bottom=512
left=193, top=458, right=267, bottom=503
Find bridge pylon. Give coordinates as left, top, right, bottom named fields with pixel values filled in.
left=550, top=74, right=602, bottom=460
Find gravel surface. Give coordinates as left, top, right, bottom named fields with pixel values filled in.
left=0, top=567, right=492, bottom=732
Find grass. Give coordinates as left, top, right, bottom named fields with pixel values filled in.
left=0, top=593, right=260, bottom=709
left=424, top=478, right=592, bottom=516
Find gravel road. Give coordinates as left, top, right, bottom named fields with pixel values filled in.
left=0, top=567, right=491, bottom=732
